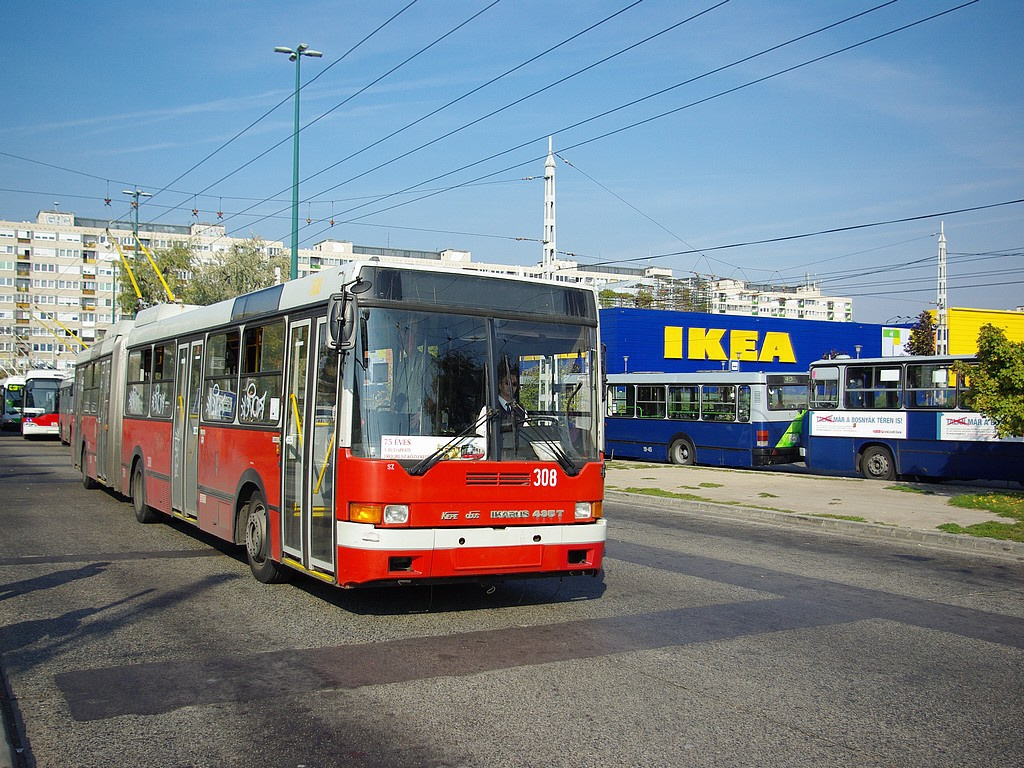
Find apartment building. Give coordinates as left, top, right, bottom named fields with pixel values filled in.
left=0, top=210, right=278, bottom=374
left=709, top=278, right=853, bottom=322
left=0, top=208, right=856, bottom=376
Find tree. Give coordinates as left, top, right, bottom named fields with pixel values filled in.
left=116, top=242, right=194, bottom=317
left=633, top=290, right=653, bottom=309
left=184, top=237, right=289, bottom=306
left=953, top=324, right=1024, bottom=438
left=906, top=310, right=936, bottom=356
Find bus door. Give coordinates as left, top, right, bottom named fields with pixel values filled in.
left=282, top=319, right=337, bottom=575
left=95, top=358, right=111, bottom=482
left=172, top=341, right=203, bottom=518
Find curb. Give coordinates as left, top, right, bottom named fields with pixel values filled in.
left=0, top=659, right=23, bottom=768
left=606, top=490, right=1024, bottom=560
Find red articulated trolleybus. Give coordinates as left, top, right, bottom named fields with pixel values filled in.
left=74, top=262, right=606, bottom=588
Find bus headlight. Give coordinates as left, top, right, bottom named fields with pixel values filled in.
left=575, top=501, right=601, bottom=519
left=383, top=504, right=410, bottom=525
left=349, top=503, right=410, bottom=525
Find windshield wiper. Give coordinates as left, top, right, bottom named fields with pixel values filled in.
left=515, top=418, right=580, bottom=477
left=407, top=410, right=493, bottom=477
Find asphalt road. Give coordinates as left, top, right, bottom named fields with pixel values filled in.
left=1, top=434, right=1023, bottom=768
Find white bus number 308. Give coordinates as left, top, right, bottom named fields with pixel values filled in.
left=533, top=468, right=558, bottom=487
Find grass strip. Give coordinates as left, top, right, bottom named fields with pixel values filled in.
left=938, top=491, right=1024, bottom=542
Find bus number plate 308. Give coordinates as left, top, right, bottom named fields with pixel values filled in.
left=533, top=468, right=557, bottom=487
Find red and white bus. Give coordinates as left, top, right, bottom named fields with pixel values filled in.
left=74, top=262, right=606, bottom=588
left=20, top=369, right=65, bottom=438
left=58, top=375, right=75, bottom=445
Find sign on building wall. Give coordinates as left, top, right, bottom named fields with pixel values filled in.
left=881, top=327, right=910, bottom=356
left=601, top=308, right=908, bottom=374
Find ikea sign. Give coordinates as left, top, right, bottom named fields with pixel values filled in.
left=664, top=326, right=796, bottom=363
left=600, top=308, right=890, bottom=374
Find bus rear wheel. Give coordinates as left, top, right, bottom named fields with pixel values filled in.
left=131, top=462, right=159, bottom=523
left=668, top=437, right=695, bottom=466
left=860, top=445, right=895, bottom=481
left=81, top=448, right=95, bottom=490
left=244, top=490, right=290, bottom=584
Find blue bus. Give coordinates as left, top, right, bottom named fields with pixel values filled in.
left=806, top=354, right=1023, bottom=481
left=605, top=371, right=807, bottom=467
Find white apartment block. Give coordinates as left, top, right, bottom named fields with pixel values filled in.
left=0, top=211, right=286, bottom=374
left=0, top=209, right=652, bottom=374
left=0, top=208, right=854, bottom=376
left=709, top=278, right=853, bottom=322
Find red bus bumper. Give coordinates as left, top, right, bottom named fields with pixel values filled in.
left=334, top=519, right=606, bottom=587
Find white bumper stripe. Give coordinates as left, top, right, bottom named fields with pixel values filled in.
left=337, top=518, right=607, bottom=552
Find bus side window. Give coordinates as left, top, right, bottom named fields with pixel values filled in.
left=701, top=385, right=736, bottom=422
left=810, top=367, right=839, bottom=409
left=668, top=385, right=698, bottom=420
left=636, top=385, right=666, bottom=419
left=151, top=344, right=175, bottom=418
left=204, top=330, right=240, bottom=422
left=907, top=363, right=956, bottom=409
left=125, top=348, right=151, bottom=417
left=608, top=385, right=631, bottom=417
left=737, top=385, right=751, bottom=423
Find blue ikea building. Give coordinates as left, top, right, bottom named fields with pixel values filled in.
left=601, top=308, right=905, bottom=375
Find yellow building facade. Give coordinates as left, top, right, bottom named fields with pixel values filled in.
left=942, top=307, right=1024, bottom=354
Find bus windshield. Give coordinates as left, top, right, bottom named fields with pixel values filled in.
left=350, top=306, right=600, bottom=470
left=2, top=382, right=24, bottom=426
left=25, top=378, right=60, bottom=416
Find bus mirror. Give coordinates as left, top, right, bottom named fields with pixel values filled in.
left=327, top=278, right=371, bottom=350
left=327, top=294, right=356, bottom=350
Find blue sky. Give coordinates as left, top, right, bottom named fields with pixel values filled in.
left=2, top=0, right=1021, bottom=323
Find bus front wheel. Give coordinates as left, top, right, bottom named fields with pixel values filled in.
left=860, top=445, right=895, bottom=481
left=244, top=490, right=290, bottom=584
left=668, top=437, right=695, bottom=466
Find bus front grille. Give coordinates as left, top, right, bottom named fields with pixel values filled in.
left=466, top=472, right=531, bottom=486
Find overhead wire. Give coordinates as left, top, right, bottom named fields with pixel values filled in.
left=192, top=0, right=504, bottom=228
left=141, top=0, right=425, bottom=225
left=220, top=0, right=693, bottom=234
left=291, top=0, right=959, bottom=247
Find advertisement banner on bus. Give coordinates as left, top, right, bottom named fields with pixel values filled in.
left=938, top=413, right=1024, bottom=442
left=810, top=411, right=907, bottom=439
left=380, top=434, right=486, bottom=461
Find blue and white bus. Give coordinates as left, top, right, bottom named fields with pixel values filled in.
left=805, top=354, right=1023, bottom=481
left=605, top=371, right=807, bottom=467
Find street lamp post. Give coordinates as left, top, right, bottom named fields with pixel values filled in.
left=274, top=42, right=322, bottom=281
left=122, top=188, right=151, bottom=246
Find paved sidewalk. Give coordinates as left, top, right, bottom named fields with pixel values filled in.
left=605, top=461, right=1024, bottom=559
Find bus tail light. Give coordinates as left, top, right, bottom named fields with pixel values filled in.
left=756, top=429, right=769, bottom=447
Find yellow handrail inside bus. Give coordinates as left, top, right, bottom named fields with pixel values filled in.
left=289, top=393, right=303, bottom=447
left=314, top=432, right=335, bottom=494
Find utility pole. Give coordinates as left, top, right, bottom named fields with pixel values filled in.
left=936, top=222, right=948, bottom=355
left=542, top=136, right=557, bottom=280
left=122, top=189, right=151, bottom=247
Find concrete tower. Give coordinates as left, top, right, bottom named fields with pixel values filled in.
left=543, top=136, right=556, bottom=278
